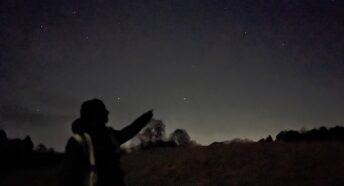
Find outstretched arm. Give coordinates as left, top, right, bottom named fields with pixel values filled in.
left=117, top=110, right=153, bottom=144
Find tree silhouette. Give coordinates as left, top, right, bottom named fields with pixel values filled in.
left=139, top=119, right=166, bottom=143
left=169, top=129, right=191, bottom=146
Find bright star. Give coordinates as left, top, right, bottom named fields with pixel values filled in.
left=115, top=97, right=121, bottom=102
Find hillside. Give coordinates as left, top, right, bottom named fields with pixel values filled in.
left=123, top=142, right=344, bottom=186
left=2, top=141, right=344, bottom=186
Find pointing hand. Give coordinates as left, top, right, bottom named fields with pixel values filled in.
left=135, top=109, right=153, bottom=124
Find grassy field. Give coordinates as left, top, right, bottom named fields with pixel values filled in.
left=2, top=141, right=344, bottom=186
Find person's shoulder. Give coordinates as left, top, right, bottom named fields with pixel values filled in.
left=64, top=136, right=84, bottom=160
left=65, top=135, right=83, bottom=151
left=67, top=136, right=78, bottom=144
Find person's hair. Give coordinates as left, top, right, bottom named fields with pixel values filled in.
left=80, top=98, right=106, bottom=120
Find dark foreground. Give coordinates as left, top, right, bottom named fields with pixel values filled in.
left=1, top=142, right=344, bottom=186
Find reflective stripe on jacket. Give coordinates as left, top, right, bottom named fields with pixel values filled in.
left=73, top=133, right=97, bottom=186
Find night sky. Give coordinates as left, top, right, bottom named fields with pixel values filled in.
left=1, top=0, right=344, bottom=151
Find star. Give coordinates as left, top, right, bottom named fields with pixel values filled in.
left=115, top=97, right=121, bottom=102
left=182, top=97, right=188, bottom=101
left=242, top=31, right=248, bottom=38
left=39, top=25, right=46, bottom=32
left=281, top=41, right=286, bottom=47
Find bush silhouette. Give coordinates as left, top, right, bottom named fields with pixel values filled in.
left=276, top=126, right=344, bottom=142
left=169, top=129, right=191, bottom=146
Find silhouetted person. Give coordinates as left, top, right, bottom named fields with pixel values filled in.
left=62, top=99, right=153, bottom=186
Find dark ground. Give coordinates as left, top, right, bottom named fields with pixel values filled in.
left=1, top=141, right=344, bottom=186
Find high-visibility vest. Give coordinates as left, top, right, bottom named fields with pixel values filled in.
left=73, top=133, right=97, bottom=186
left=72, top=129, right=120, bottom=186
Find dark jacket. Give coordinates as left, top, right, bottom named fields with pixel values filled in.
left=61, top=114, right=151, bottom=186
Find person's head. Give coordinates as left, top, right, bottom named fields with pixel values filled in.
left=80, top=99, right=109, bottom=129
